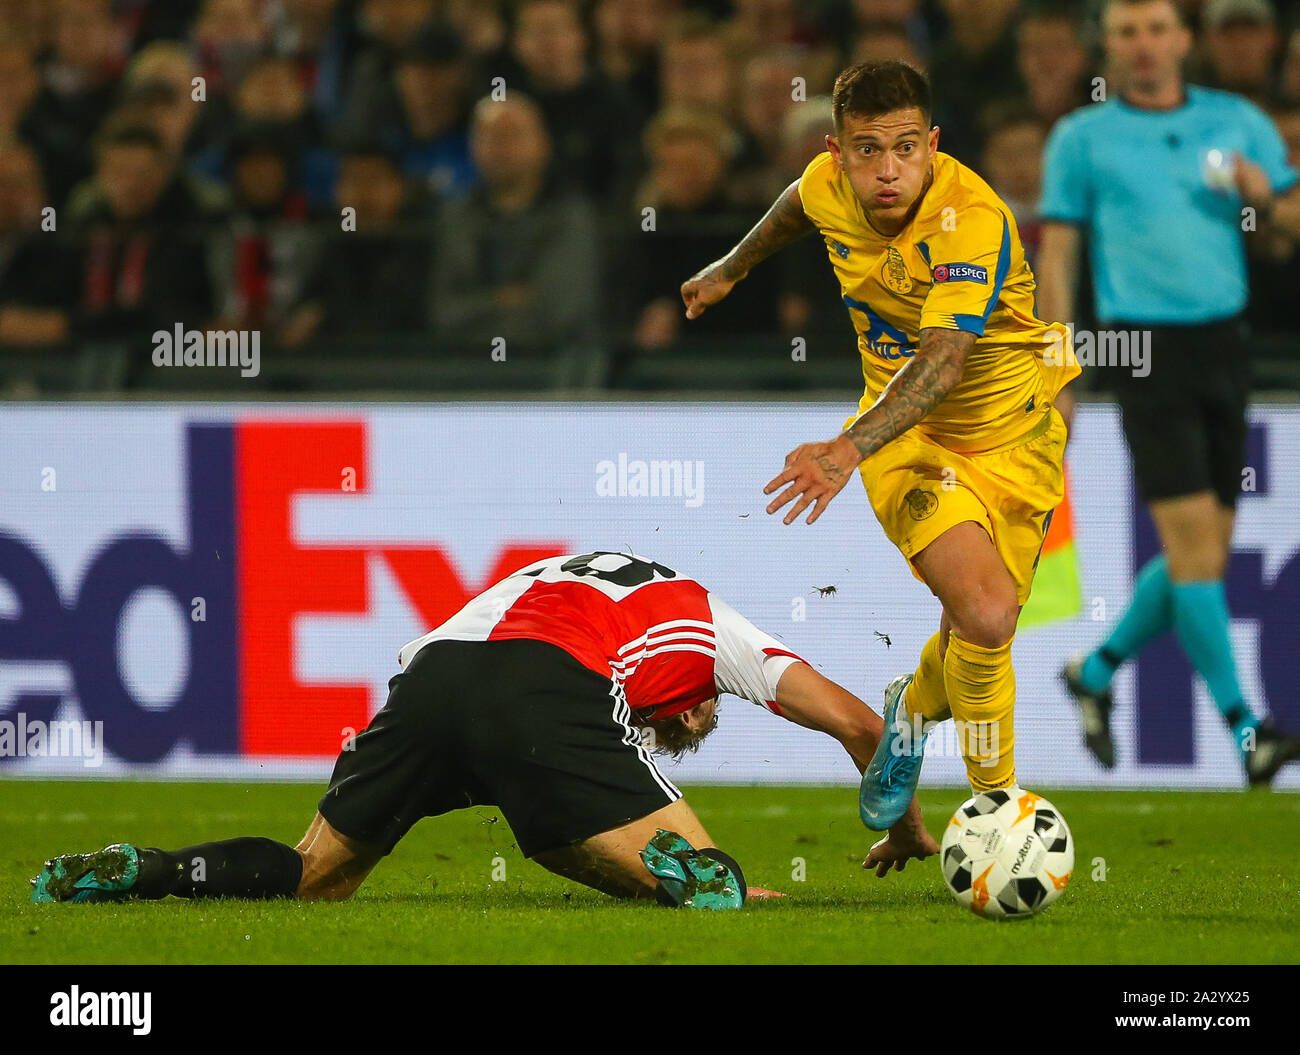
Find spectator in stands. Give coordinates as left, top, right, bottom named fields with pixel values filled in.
left=593, top=0, right=666, bottom=121
left=850, top=23, right=927, bottom=71
left=433, top=95, right=598, bottom=353
left=629, top=106, right=778, bottom=353
left=387, top=25, right=475, bottom=197
left=121, top=42, right=210, bottom=161
left=1200, top=0, right=1281, bottom=107
left=979, top=104, right=1049, bottom=261
left=927, top=0, right=1023, bottom=164
left=25, top=0, right=128, bottom=209
left=209, top=125, right=319, bottom=337
left=337, top=0, right=437, bottom=143
left=197, top=53, right=336, bottom=208
left=282, top=144, right=434, bottom=348
left=192, top=0, right=269, bottom=95
left=1015, top=6, right=1092, bottom=129
left=265, top=0, right=350, bottom=127
left=505, top=0, right=642, bottom=209
left=731, top=48, right=807, bottom=208
left=1248, top=104, right=1300, bottom=338
left=660, top=14, right=735, bottom=118
left=844, top=0, right=933, bottom=58
left=1280, top=27, right=1300, bottom=105
left=771, top=96, right=846, bottom=341
left=0, top=44, right=41, bottom=150
left=444, top=0, right=508, bottom=62
left=66, top=121, right=223, bottom=370
left=0, top=141, right=73, bottom=347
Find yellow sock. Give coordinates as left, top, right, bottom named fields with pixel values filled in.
left=943, top=632, right=1017, bottom=792
left=903, top=632, right=951, bottom=722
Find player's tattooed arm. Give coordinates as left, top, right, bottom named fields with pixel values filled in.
left=682, top=181, right=813, bottom=319
left=764, top=327, right=973, bottom=526
left=842, top=327, right=975, bottom=461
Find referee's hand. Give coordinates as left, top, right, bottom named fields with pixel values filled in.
left=1233, top=154, right=1272, bottom=208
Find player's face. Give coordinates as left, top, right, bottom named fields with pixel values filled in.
left=1103, top=0, right=1192, bottom=93
left=680, top=697, right=718, bottom=741
left=827, top=108, right=939, bottom=230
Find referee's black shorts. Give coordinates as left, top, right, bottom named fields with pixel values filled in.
left=1104, top=314, right=1250, bottom=508
left=317, top=638, right=681, bottom=858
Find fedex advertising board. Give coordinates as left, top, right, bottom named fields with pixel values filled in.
left=1, top=403, right=1296, bottom=788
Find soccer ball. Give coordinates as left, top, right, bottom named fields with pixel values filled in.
left=940, top=787, right=1074, bottom=919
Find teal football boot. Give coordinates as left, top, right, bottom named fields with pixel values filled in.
left=640, top=829, right=745, bottom=910
left=859, top=674, right=925, bottom=831
left=31, top=844, right=141, bottom=903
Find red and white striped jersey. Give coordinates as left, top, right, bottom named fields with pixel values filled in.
left=397, top=552, right=805, bottom=720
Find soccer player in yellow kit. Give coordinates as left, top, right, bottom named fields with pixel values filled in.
left=681, top=61, right=1079, bottom=826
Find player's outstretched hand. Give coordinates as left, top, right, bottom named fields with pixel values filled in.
left=681, top=261, right=740, bottom=320
left=747, top=886, right=786, bottom=900
left=764, top=436, right=859, bottom=525
left=862, top=829, right=940, bottom=879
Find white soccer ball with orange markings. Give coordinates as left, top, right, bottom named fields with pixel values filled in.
left=940, top=787, right=1074, bottom=919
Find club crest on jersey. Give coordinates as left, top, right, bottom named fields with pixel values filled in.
left=932, top=263, right=988, bottom=284
left=904, top=488, right=938, bottom=521
left=882, top=247, right=912, bottom=294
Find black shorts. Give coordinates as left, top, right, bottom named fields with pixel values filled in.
left=317, top=638, right=680, bottom=858
left=1105, top=315, right=1250, bottom=507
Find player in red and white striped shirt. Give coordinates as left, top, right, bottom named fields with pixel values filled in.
left=31, top=553, right=937, bottom=910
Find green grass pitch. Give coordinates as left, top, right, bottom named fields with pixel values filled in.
left=3, top=782, right=1297, bottom=965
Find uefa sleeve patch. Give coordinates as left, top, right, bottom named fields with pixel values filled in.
left=932, top=263, right=988, bottom=284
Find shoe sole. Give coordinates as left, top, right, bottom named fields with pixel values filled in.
left=31, top=844, right=140, bottom=904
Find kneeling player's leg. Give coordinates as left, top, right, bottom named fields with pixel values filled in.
left=532, top=798, right=721, bottom=900
left=132, top=813, right=378, bottom=900
left=913, top=521, right=1020, bottom=792
left=293, top=813, right=383, bottom=900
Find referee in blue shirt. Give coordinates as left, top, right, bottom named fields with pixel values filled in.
left=1036, top=0, right=1300, bottom=784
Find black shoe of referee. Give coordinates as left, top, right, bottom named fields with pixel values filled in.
left=1245, top=718, right=1300, bottom=787
left=1062, top=655, right=1115, bottom=769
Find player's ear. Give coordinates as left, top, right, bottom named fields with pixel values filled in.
left=929, top=125, right=941, bottom=154
left=826, top=133, right=844, bottom=167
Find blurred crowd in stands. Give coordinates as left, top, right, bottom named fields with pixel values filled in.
left=0, top=0, right=1297, bottom=392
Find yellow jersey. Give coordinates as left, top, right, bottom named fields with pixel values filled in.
left=798, top=150, right=1078, bottom=453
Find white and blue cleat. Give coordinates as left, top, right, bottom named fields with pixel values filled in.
left=859, top=674, right=925, bottom=831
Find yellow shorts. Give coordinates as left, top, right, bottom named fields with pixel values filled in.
left=853, top=408, right=1068, bottom=605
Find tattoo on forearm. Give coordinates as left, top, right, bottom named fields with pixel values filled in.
left=844, top=329, right=973, bottom=461
left=720, top=182, right=814, bottom=280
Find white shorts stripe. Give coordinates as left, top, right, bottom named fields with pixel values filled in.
left=608, top=675, right=681, bottom=801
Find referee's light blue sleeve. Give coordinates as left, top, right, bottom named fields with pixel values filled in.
left=1038, top=119, right=1090, bottom=224
left=1241, top=102, right=1298, bottom=193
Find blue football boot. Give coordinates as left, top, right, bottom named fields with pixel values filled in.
left=859, top=674, right=925, bottom=831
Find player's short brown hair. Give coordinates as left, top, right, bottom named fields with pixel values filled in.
left=831, top=61, right=931, bottom=131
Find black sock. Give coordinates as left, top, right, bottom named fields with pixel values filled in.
left=136, top=838, right=303, bottom=899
